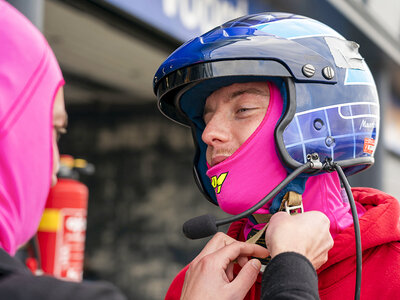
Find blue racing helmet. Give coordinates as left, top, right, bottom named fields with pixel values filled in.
left=153, top=13, right=380, bottom=204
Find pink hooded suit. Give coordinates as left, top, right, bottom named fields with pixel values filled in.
left=0, top=0, right=64, bottom=255
left=0, top=4, right=127, bottom=299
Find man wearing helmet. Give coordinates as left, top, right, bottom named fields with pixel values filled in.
left=154, top=13, right=400, bottom=299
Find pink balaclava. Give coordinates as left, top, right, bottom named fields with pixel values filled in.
left=0, top=1, right=64, bottom=255
left=206, top=82, right=365, bottom=238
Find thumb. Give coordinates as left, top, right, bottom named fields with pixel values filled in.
left=230, top=259, right=261, bottom=298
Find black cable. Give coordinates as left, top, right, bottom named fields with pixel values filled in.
left=215, top=161, right=312, bottom=227
left=334, top=164, right=362, bottom=300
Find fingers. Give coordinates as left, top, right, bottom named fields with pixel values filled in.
left=226, top=255, right=250, bottom=281
left=265, top=210, right=333, bottom=270
left=236, top=256, right=249, bottom=268
left=268, top=211, right=289, bottom=224
left=190, top=240, right=268, bottom=281
left=192, top=232, right=238, bottom=264
left=213, top=242, right=268, bottom=269
left=193, top=232, right=269, bottom=269
left=310, top=229, right=334, bottom=269
left=229, top=259, right=262, bottom=299
left=226, top=262, right=235, bottom=281
left=182, top=237, right=268, bottom=300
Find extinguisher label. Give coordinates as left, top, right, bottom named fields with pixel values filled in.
left=54, top=208, right=86, bottom=282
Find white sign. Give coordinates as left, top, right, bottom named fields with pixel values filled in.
left=162, top=0, right=248, bottom=34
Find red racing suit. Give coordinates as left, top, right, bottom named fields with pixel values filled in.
left=165, top=187, right=400, bottom=300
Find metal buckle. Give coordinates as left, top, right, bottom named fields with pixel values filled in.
left=285, top=201, right=304, bottom=215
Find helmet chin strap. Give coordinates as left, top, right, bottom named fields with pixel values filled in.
left=268, top=177, right=307, bottom=214
left=246, top=190, right=304, bottom=271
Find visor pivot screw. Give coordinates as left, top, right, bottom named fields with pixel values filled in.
left=302, top=64, right=315, bottom=77
left=322, top=66, right=335, bottom=79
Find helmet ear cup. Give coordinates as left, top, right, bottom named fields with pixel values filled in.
left=279, top=71, right=378, bottom=176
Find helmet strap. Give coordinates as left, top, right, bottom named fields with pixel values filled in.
left=269, top=176, right=308, bottom=214
left=245, top=189, right=305, bottom=270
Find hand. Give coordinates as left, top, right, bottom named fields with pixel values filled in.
left=265, top=211, right=333, bottom=270
left=180, top=232, right=269, bottom=300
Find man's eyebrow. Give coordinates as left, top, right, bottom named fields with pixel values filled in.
left=230, top=88, right=269, bottom=99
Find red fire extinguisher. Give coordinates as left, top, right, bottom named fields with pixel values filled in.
left=35, top=155, right=94, bottom=282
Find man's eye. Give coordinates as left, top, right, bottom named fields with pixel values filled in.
left=237, top=108, right=253, bottom=113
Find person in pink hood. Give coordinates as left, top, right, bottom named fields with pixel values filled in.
left=154, top=12, right=400, bottom=300
left=0, top=1, right=128, bottom=298
left=0, top=2, right=64, bottom=256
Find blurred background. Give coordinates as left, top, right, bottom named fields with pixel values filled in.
left=7, top=0, right=400, bottom=299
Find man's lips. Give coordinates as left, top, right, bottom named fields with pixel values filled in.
left=210, top=155, right=229, bottom=167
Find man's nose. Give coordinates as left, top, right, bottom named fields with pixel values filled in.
left=201, top=112, right=230, bottom=146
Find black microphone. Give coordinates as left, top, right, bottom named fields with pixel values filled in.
left=183, top=214, right=217, bottom=239
left=182, top=162, right=313, bottom=239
